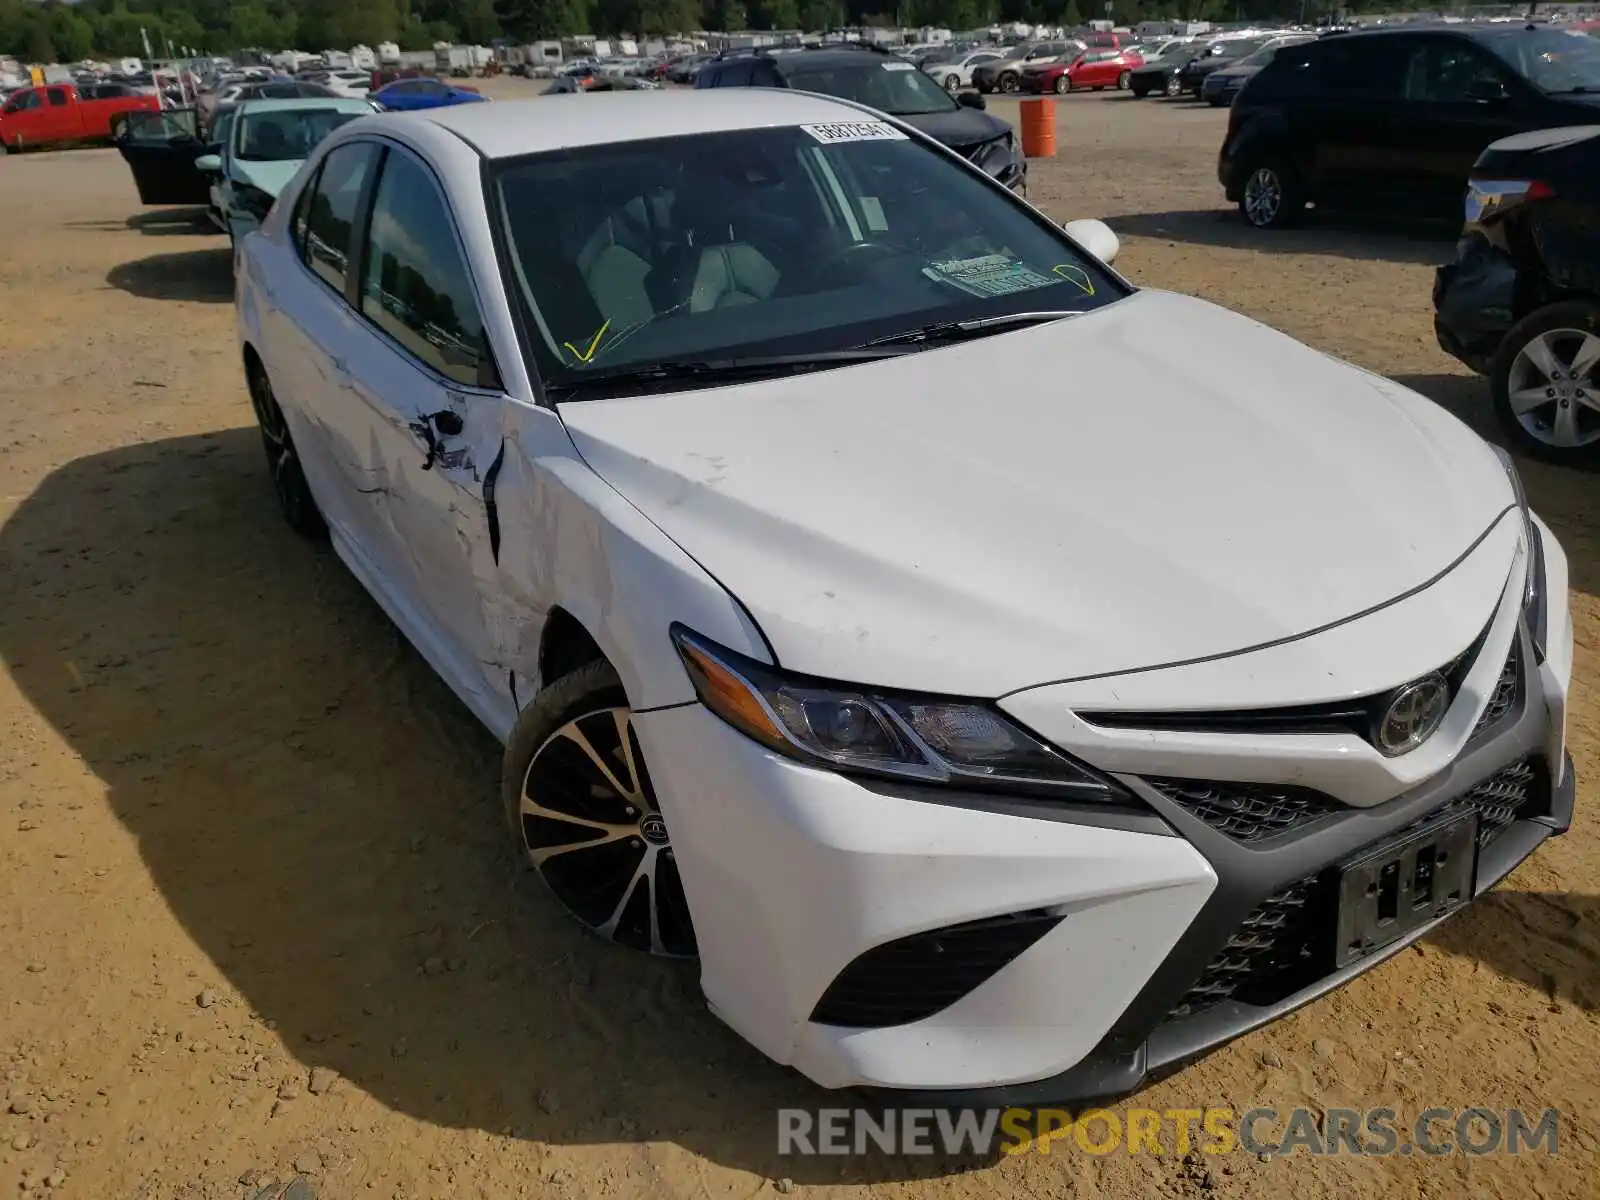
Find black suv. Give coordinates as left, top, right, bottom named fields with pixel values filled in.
left=1434, top=125, right=1600, bottom=464
left=696, top=44, right=1026, bottom=190
left=1220, top=24, right=1600, bottom=228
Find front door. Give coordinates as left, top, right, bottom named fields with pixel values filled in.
left=114, top=109, right=211, bottom=205
left=336, top=142, right=512, bottom=719
left=0, top=88, right=46, bottom=147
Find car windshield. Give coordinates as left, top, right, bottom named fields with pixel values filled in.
left=1489, top=28, right=1600, bottom=92
left=491, top=123, right=1124, bottom=391
left=784, top=61, right=958, bottom=115
left=1239, top=39, right=1302, bottom=67
left=1219, top=39, right=1268, bottom=60
left=236, top=108, right=362, bottom=160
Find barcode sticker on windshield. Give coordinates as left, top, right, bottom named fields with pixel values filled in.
left=800, top=121, right=908, bottom=144
left=881, top=61, right=915, bottom=70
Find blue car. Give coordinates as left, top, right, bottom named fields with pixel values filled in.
left=370, top=77, right=488, bottom=111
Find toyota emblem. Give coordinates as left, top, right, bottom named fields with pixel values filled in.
left=1374, top=673, right=1450, bottom=756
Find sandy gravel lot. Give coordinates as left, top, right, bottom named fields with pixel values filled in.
left=0, top=82, right=1596, bottom=1200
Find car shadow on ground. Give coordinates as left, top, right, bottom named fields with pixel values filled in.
left=105, top=247, right=233, bottom=302
left=1427, top=890, right=1600, bottom=1012
left=65, top=209, right=218, bottom=237
left=0, top=428, right=986, bottom=1185
left=1394, top=373, right=1600, bottom=600
left=1109, top=209, right=1458, bottom=265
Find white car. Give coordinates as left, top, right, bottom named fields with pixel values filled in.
left=234, top=89, right=1575, bottom=1100
left=922, top=48, right=1007, bottom=91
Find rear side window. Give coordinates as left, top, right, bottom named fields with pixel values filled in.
left=299, top=141, right=381, bottom=294
left=1255, top=38, right=1409, bottom=100
left=715, top=61, right=755, bottom=87
left=359, top=149, right=496, bottom=387
left=47, top=88, right=69, bottom=107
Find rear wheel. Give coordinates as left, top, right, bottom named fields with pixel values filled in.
left=999, top=71, right=1019, bottom=93
left=943, top=73, right=960, bottom=92
left=1491, top=301, right=1600, bottom=464
left=1054, top=74, right=1070, bottom=94
left=1239, top=160, right=1305, bottom=230
left=502, top=660, right=697, bottom=958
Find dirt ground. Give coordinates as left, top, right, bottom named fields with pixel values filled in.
left=0, top=82, right=1596, bottom=1200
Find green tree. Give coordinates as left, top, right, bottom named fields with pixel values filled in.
left=797, top=0, right=842, bottom=27
left=751, top=0, right=798, bottom=26
left=25, top=19, right=57, bottom=64
left=50, top=9, right=97, bottom=61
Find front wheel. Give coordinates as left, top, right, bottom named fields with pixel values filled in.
left=1117, top=71, right=1131, bottom=90
left=1239, top=160, right=1306, bottom=229
left=502, top=660, right=698, bottom=958
left=1208, top=93, right=1226, bottom=107
left=944, top=73, right=960, bottom=92
left=1491, top=301, right=1600, bottom=464
left=1054, top=75, right=1070, bottom=94
left=999, top=71, right=1019, bottom=93
left=1165, top=74, right=1183, bottom=97
left=245, top=359, right=326, bottom=537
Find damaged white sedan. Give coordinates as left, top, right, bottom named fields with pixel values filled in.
left=234, top=90, right=1575, bottom=1103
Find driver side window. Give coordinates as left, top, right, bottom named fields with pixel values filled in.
left=1403, top=41, right=1511, bottom=103
left=7, top=90, right=41, bottom=112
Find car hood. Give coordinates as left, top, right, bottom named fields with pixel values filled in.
left=558, top=290, right=1514, bottom=698
left=230, top=158, right=304, bottom=196
left=896, top=107, right=1009, bottom=149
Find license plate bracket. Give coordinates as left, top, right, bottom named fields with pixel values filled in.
left=1334, top=811, right=1477, bottom=969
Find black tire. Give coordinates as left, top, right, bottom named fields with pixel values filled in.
left=1054, top=74, right=1070, bottom=94
left=999, top=71, right=1019, bottom=93
left=1116, top=70, right=1131, bottom=90
left=1490, top=300, right=1600, bottom=465
left=1164, top=74, right=1183, bottom=97
left=1238, top=158, right=1306, bottom=229
left=244, top=358, right=327, bottom=538
left=1130, top=85, right=1149, bottom=98
left=501, top=659, right=698, bottom=958
left=1207, top=93, right=1226, bottom=107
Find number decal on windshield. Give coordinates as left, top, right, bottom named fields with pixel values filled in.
left=800, top=121, right=908, bottom=144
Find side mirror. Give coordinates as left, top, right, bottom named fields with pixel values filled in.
left=1467, top=78, right=1509, bottom=104
left=195, top=153, right=222, bottom=172
left=1063, top=217, right=1119, bottom=266
left=957, top=91, right=986, bottom=110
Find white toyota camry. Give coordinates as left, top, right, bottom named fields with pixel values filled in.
left=234, top=89, right=1575, bottom=1102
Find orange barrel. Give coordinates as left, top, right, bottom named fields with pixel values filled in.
left=1019, top=97, right=1057, bottom=158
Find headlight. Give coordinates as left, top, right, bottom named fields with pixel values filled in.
left=234, top=181, right=276, bottom=221
left=1491, top=444, right=1547, bottom=661
left=671, top=626, right=1132, bottom=805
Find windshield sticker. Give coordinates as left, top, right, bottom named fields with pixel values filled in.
left=881, top=60, right=915, bottom=71
left=1052, top=264, right=1096, bottom=295
left=859, top=196, right=889, bottom=231
left=922, top=254, right=1061, bottom=299
left=800, top=120, right=908, bottom=144
left=563, top=318, right=611, bottom=365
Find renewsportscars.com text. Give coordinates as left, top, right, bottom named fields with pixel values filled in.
left=776, top=1106, right=1560, bottom=1158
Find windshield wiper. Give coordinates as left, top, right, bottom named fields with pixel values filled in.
left=861, top=309, right=1083, bottom=348
left=546, top=349, right=909, bottom=398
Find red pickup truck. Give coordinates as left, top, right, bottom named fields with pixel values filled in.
left=0, top=84, right=161, bottom=152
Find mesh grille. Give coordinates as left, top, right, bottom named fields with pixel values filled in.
left=809, top=910, right=1062, bottom=1029
left=1468, top=641, right=1520, bottom=743
left=1167, top=758, right=1543, bottom=1020
left=1148, top=779, right=1342, bottom=843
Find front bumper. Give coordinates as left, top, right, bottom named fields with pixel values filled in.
left=637, top=526, right=1573, bottom=1100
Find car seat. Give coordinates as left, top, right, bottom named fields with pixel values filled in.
left=648, top=177, right=779, bottom=313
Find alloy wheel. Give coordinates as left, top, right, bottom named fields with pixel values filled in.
left=247, top=368, right=313, bottom=528
left=1243, top=167, right=1282, bottom=227
left=1054, top=75, right=1070, bottom=93
left=518, top=706, right=696, bottom=957
left=1506, top=328, right=1600, bottom=449
left=944, top=74, right=960, bottom=92
left=1000, top=72, right=1019, bottom=93
left=1117, top=71, right=1131, bottom=90
left=1165, top=74, right=1182, bottom=97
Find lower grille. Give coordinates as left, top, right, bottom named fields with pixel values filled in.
left=1167, top=757, right=1544, bottom=1020
left=1167, top=878, right=1324, bottom=1019
left=1148, top=779, right=1342, bottom=843
left=809, top=910, right=1062, bottom=1029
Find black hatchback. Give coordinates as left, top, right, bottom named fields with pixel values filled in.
left=1219, top=24, right=1600, bottom=229
left=696, top=44, right=1026, bottom=190
left=1434, top=124, right=1600, bottom=464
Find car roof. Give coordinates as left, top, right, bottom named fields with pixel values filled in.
left=234, top=96, right=374, bottom=113
left=1318, top=21, right=1568, bottom=45
left=405, top=89, right=893, bottom=159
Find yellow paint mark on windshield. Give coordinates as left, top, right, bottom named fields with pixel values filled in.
left=564, top=319, right=612, bottom=365
left=1053, top=264, right=1095, bottom=295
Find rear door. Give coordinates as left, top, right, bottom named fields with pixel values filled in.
left=1295, top=37, right=1414, bottom=212
left=1395, top=36, right=1530, bottom=216
left=113, top=109, right=212, bottom=205
left=42, top=87, right=80, bottom=142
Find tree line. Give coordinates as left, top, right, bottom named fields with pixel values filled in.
left=1, top=0, right=1411, bottom=68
